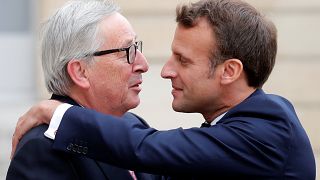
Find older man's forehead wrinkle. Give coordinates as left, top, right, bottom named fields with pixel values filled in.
left=119, top=34, right=137, bottom=47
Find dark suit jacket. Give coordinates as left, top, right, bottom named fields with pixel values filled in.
left=51, top=90, right=315, bottom=179
left=7, top=95, right=157, bottom=180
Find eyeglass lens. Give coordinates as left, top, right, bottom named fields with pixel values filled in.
left=128, top=42, right=142, bottom=64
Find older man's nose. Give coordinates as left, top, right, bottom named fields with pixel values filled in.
left=133, top=51, right=149, bottom=73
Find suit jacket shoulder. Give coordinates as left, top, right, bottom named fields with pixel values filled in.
left=219, top=89, right=315, bottom=179
left=7, top=124, right=78, bottom=179
left=8, top=96, right=158, bottom=180
left=124, top=112, right=150, bottom=127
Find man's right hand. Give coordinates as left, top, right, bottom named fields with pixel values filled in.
left=11, top=100, right=62, bottom=159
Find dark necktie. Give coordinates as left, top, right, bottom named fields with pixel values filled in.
left=200, top=122, right=211, bottom=128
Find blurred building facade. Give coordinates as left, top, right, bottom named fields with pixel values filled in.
left=0, top=0, right=319, bottom=178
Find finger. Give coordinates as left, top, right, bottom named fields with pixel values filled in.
left=11, top=134, right=22, bottom=159
left=11, top=135, right=17, bottom=159
left=11, top=116, right=25, bottom=159
left=11, top=130, right=18, bottom=159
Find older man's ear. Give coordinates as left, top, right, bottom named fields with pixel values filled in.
left=67, top=60, right=90, bottom=89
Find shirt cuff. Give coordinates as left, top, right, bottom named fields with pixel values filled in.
left=44, top=103, right=73, bottom=140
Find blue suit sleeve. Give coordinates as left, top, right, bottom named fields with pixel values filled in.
left=52, top=106, right=292, bottom=177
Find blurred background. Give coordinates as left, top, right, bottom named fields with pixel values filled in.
left=0, top=0, right=319, bottom=178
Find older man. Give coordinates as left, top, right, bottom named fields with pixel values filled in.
left=7, top=0, right=155, bottom=179
left=12, top=0, right=315, bottom=179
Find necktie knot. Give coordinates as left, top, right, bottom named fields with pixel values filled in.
left=200, top=122, right=211, bottom=128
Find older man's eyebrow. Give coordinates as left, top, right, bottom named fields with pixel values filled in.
left=122, top=35, right=138, bottom=47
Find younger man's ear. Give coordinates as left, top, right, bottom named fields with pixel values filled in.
left=67, top=59, right=90, bottom=89
left=220, top=59, right=243, bottom=85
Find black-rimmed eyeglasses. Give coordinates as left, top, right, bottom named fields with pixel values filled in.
left=91, top=41, right=142, bottom=64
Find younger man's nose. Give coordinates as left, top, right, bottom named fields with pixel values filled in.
left=161, top=57, right=176, bottom=79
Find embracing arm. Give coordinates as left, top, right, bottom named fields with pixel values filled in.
left=11, top=99, right=291, bottom=177
left=52, top=106, right=287, bottom=176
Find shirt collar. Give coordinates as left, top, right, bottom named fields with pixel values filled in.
left=211, top=112, right=227, bottom=125
left=204, top=112, right=227, bottom=126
